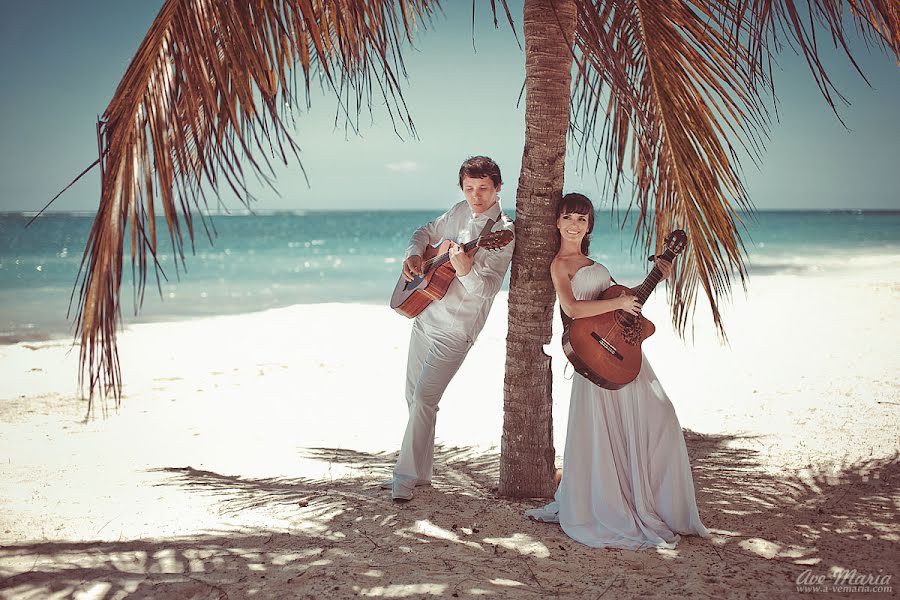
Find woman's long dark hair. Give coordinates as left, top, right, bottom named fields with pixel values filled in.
left=557, top=193, right=595, bottom=256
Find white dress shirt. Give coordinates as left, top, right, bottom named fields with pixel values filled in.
left=405, top=200, right=515, bottom=343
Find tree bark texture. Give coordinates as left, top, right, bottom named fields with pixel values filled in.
left=500, top=0, right=577, bottom=498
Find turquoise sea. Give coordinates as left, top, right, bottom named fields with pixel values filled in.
left=1, top=210, right=898, bottom=343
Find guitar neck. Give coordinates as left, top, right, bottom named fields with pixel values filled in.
left=423, top=238, right=480, bottom=272
left=633, top=248, right=677, bottom=304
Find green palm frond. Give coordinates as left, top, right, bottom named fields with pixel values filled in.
left=75, top=0, right=441, bottom=407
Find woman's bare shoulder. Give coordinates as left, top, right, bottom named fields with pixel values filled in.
left=550, top=255, right=574, bottom=277
left=552, top=254, right=592, bottom=278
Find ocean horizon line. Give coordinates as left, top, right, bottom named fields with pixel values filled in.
left=5, top=207, right=900, bottom=218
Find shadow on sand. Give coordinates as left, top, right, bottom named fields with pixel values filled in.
left=1, top=435, right=897, bottom=598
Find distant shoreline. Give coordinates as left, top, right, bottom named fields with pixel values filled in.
left=3, top=252, right=898, bottom=347
left=3, top=208, right=900, bottom=218
left=3, top=210, right=898, bottom=347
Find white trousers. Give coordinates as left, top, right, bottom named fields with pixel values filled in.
left=393, top=320, right=473, bottom=484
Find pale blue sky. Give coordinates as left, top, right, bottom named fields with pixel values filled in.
left=1, top=1, right=898, bottom=212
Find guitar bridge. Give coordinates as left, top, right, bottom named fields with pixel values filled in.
left=591, top=332, right=623, bottom=361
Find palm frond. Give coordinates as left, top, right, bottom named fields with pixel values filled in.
left=736, top=1, right=900, bottom=119
left=75, top=0, right=441, bottom=407
left=571, top=0, right=770, bottom=335
left=570, top=0, right=899, bottom=336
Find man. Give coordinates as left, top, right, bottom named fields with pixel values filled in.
left=384, top=156, right=514, bottom=502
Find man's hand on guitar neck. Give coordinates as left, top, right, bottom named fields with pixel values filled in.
left=402, top=256, right=424, bottom=282
left=449, top=242, right=476, bottom=277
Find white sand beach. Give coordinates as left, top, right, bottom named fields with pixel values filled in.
left=1, top=265, right=898, bottom=598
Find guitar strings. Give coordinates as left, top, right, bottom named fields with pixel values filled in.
left=419, top=233, right=504, bottom=272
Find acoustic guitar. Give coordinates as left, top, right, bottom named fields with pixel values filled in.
left=562, top=230, right=688, bottom=390
left=390, top=229, right=514, bottom=318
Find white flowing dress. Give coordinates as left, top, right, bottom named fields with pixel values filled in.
left=526, top=263, right=709, bottom=549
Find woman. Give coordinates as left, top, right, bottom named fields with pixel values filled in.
left=526, top=193, right=709, bottom=550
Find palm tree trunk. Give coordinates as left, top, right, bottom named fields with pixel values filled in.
left=500, top=0, right=577, bottom=498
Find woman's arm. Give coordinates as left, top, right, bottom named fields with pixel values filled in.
left=550, top=259, right=642, bottom=319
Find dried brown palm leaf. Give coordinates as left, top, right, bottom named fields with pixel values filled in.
left=74, top=0, right=441, bottom=409
left=570, top=0, right=899, bottom=337
left=734, top=1, right=900, bottom=119
left=571, top=0, right=770, bottom=335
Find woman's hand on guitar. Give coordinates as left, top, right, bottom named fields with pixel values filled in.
left=655, top=258, right=674, bottom=280
left=403, top=256, right=423, bottom=282
left=619, top=293, right=642, bottom=316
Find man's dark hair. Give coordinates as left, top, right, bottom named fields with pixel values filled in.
left=458, top=156, right=502, bottom=189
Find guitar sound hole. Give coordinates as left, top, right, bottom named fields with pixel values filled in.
left=614, top=310, right=633, bottom=328
left=405, top=276, right=423, bottom=291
